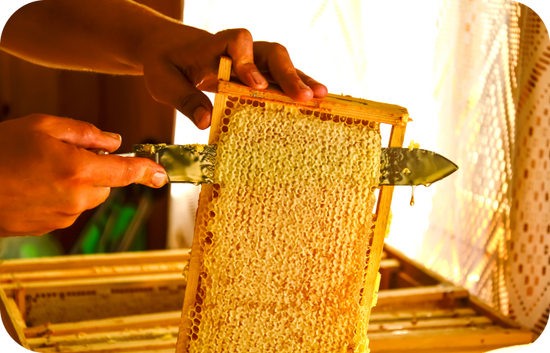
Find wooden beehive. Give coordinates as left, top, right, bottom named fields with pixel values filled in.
left=0, top=246, right=533, bottom=352
left=370, top=245, right=534, bottom=352
left=0, top=249, right=190, bottom=351
left=176, top=57, right=410, bottom=352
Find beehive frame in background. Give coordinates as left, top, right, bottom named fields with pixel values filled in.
left=176, top=57, right=409, bottom=352
left=0, top=249, right=190, bottom=351
left=0, top=246, right=533, bottom=352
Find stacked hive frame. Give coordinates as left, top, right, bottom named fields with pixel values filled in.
left=0, top=246, right=533, bottom=352
left=176, top=57, right=409, bottom=352
left=0, top=250, right=189, bottom=352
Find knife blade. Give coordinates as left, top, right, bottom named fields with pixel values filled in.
left=117, top=144, right=458, bottom=186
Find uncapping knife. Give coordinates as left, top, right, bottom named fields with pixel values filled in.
left=112, top=144, right=458, bottom=187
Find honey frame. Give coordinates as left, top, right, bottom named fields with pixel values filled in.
left=176, top=56, right=409, bottom=352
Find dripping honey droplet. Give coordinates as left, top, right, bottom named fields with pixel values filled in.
left=410, top=185, right=417, bottom=206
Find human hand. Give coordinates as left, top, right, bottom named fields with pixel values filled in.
left=1, top=1, right=327, bottom=130
left=140, top=26, right=328, bottom=129
left=0, top=114, right=168, bottom=237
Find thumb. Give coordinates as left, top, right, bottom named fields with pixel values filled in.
left=144, top=60, right=213, bottom=130
left=89, top=154, right=168, bottom=188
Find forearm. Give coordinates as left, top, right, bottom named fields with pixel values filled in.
left=0, top=0, right=206, bottom=75
left=1, top=0, right=326, bottom=128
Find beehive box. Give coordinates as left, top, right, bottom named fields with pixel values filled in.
left=175, top=57, right=409, bottom=353
left=370, top=244, right=534, bottom=353
left=0, top=246, right=533, bottom=352
left=0, top=249, right=190, bottom=351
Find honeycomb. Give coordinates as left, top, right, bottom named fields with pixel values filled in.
left=185, top=96, right=381, bottom=352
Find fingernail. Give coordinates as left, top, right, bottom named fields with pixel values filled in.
left=298, top=80, right=311, bottom=90
left=251, top=70, right=266, bottom=86
left=193, top=106, right=210, bottom=127
left=103, top=131, right=121, bottom=141
left=152, top=172, right=167, bottom=187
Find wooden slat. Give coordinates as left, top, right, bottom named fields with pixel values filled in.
left=0, top=286, right=29, bottom=348
left=380, top=258, right=401, bottom=270
left=25, top=311, right=181, bottom=338
left=362, top=124, right=406, bottom=322
left=468, top=295, right=524, bottom=329
left=370, top=307, right=478, bottom=322
left=366, top=345, right=530, bottom=353
left=6, top=298, right=26, bottom=329
left=368, top=326, right=534, bottom=352
left=0, top=250, right=190, bottom=274
left=27, top=326, right=178, bottom=349
left=376, top=285, right=469, bottom=307
left=176, top=186, right=209, bottom=353
left=34, top=338, right=176, bottom=353
left=177, top=54, right=232, bottom=342
left=368, top=315, right=493, bottom=332
left=395, top=271, right=424, bottom=287
left=217, top=80, right=409, bottom=126
left=176, top=56, right=233, bottom=353
left=0, top=261, right=186, bottom=284
left=379, top=258, right=401, bottom=290
left=1, top=273, right=185, bottom=296
left=208, top=56, right=232, bottom=145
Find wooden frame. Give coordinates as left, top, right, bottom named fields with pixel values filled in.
left=0, top=247, right=533, bottom=352
left=0, top=250, right=189, bottom=351
left=176, top=56, right=409, bottom=352
left=0, top=285, right=28, bottom=348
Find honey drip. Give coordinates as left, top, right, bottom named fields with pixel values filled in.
left=410, top=185, right=417, bottom=206
left=409, top=183, right=433, bottom=206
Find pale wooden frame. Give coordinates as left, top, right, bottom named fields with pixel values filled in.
left=0, top=247, right=534, bottom=352
left=176, top=56, right=408, bottom=352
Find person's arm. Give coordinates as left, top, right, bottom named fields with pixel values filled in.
left=0, top=0, right=172, bottom=75
left=0, top=0, right=328, bottom=129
